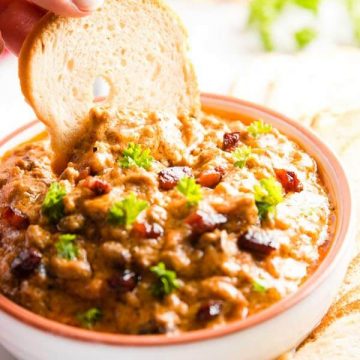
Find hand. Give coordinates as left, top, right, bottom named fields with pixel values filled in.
left=0, top=0, right=103, bottom=55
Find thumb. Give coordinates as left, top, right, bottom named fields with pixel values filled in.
left=28, top=0, right=104, bottom=17
left=70, top=0, right=104, bottom=13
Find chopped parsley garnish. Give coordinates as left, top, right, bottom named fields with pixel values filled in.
left=41, top=182, right=66, bottom=223
left=150, top=262, right=180, bottom=298
left=295, top=27, right=317, bottom=49
left=247, top=119, right=272, bottom=138
left=233, top=146, right=252, bottom=168
left=254, top=177, right=284, bottom=219
left=252, top=279, right=268, bottom=293
left=108, top=193, right=148, bottom=228
left=248, top=0, right=321, bottom=51
left=77, top=308, right=102, bottom=329
left=55, top=234, right=79, bottom=260
left=176, top=177, right=202, bottom=207
left=118, top=143, right=153, bottom=170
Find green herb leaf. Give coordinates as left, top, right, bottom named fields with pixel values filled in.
left=248, top=119, right=272, bottom=138
left=294, top=27, right=317, bottom=49
left=248, top=0, right=321, bottom=51
left=77, top=308, right=102, bottom=329
left=41, top=182, right=66, bottom=223
left=150, top=262, right=180, bottom=298
left=293, top=0, right=320, bottom=13
left=348, top=0, right=360, bottom=44
left=55, top=234, right=79, bottom=260
left=118, top=143, right=153, bottom=170
left=108, top=193, right=148, bottom=228
left=254, top=177, right=284, bottom=219
left=176, top=177, right=202, bottom=207
left=252, top=279, right=268, bottom=293
left=233, top=146, right=252, bottom=169
left=248, top=0, right=287, bottom=51
left=259, top=26, right=275, bottom=52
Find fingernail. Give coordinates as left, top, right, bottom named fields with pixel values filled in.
left=71, top=0, right=104, bottom=12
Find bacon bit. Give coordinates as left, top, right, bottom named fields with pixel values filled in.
left=11, top=248, right=42, bottom=278
left=83, top=177, right=112, bottom=196
left=158, top=166, right=192, bottom=190
left=186, top=210, right=227, bottom=234
left=198, top=167, right=224, bottom=188
left=196, top=301, right=223, bottom=322
left=223, top=132, right=242, bottom=152
left=133, top=222, right=164, bottom=239
left=275, top=169, right=303, bottom=193
left=2, top=206, right=29, bottom=229
left=238, top=229, right=278, bottom=256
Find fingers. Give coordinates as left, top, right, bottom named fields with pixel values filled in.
left=0, top=1, right=12, bottom=12
left=0, top=0, right=103, bottom=55
left=0, top=0, right=45, bottom=55
left=29, top=0, right=104, bottom=17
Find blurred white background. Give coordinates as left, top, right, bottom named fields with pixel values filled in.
left=0, top=0, right=358, bottom=136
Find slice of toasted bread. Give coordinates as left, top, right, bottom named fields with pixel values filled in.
left=334, top=286, right=360, bottom=314
left=337, top=252, right=360, bottom=300
left=311, top=110, right=360, bottom=157
left=19, top=0, right=200, bottom=170
left=300, top=287, right=360, bottom=347
left=294, top=301, right=360, bottom=359
left=290, top=252, right=360, bottom=358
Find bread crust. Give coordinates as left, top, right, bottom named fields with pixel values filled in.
left=19, top=12, right=55, bottom=128
left=19, top=0, right=200, bottom=171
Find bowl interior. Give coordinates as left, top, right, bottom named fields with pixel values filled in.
left=0, top=94, right=353, bottom=346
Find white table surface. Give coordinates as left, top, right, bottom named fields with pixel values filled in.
left=0, top=0, right=357, bottom=358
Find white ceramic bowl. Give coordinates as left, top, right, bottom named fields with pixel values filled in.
left=0, top=94, right=355, bottom=360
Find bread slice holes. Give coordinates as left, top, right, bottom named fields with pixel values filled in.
left=67, top=59, right=74, bottom=71
left=72, top=87, right=79, bottom=98
left=151, top=64, right=161, bottom=81
left=146, top=53, right=155, bottom=63
left=93, top=76, right=111, bottom=103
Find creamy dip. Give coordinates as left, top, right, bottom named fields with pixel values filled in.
left=0, top=108, right=332, bottom=334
